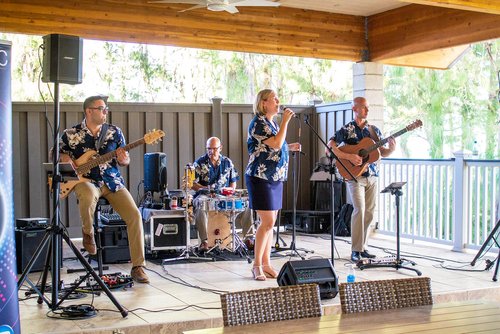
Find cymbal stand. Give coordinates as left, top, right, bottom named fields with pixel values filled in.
left=163, top=164, right=212, bottom=264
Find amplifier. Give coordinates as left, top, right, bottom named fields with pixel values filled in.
left=93, top=224, right=131, bottom=264
left=277, top=259, right=339, bottom=299
left=144, top=211, right=188, bottom=253
left=16, top=217, right=49, bottom=230
left=15, top=228, right=63, bottom=274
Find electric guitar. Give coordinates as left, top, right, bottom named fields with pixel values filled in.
left=336, top=120, right=422, bottom=180
left=50, top=129, right=165, bottom=199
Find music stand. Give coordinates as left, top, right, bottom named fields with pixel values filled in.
left=357, top=181, right=422, bottom=275
left=471, top=219, right=500, bottom=282
left=17, top=82, right=127, bottom=317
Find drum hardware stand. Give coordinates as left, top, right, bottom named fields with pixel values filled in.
left=163, top=165, right=213, bottom=264
left=273, top=117, right=312, bottom=259
left=471, top=218, right=500, bottom=282
left=226, top=204, right=252, bottom=263
left=303, top=115, right=357, bottom=266
left=17, top=82, right=127, bottom=317
left=357, top=182, right=422, bottom=276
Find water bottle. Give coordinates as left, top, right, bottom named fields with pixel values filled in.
left=347, top=264, right=356, bottom=283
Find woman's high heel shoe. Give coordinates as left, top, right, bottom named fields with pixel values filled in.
left=251, top=266, right=266, bottom=281
left=262, top=265, right=278, bottom=278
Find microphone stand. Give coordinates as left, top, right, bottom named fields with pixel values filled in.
left=274, top=116, right=312, bottom=259
left=303, top=115, right=357, bottom=266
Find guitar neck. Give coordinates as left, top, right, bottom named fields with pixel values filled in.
left=76, top=138, right=145, bottom=174
left=365, top=127, right=408, bottom=153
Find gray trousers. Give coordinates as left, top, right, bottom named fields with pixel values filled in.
left=346, top=176, right=377, bottom=252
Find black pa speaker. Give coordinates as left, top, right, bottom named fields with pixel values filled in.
left=144, top=152, right=167, bottom=193
left=277, top=259, right=339, bottom=299
left=15, top=229, right=59, bottom=274
left=42, top=34, right=83, bottom=84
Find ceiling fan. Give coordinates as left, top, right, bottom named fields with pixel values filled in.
left=149, top=0, right=281, bottom=14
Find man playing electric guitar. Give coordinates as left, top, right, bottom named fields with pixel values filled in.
left=56, top=95, right=149, bottom=283
left=327, top=97, right=396, bottom=263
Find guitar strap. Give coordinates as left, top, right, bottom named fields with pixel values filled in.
left=368, top=125, right=380, bottom=142
left=95, top=123, right=109, bottom=152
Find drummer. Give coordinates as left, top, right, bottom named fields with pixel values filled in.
left=191, top=137, right=253, bottom=251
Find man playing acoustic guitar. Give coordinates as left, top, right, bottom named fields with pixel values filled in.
left=56, top=95, right=149, bottom=283
left=327, top=97, right=396, bottom=263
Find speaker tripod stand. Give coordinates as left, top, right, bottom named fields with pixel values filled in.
left=471, top=219, right=500, bottom=282
left=17, top=82, right=127, bottom=317
left=357, top=181, right=421, bottom=276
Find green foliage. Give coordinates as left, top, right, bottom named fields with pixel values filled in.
left=385, top=41, right=500, bottom=159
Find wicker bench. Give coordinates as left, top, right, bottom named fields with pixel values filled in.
left=221, top=283, right=322, bottom=326
left=339, top=277, right=433, bottom=314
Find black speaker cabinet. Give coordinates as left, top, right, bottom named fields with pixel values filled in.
left=144, top=152, right=167, bottom=193
left=277, top=259, right=339, bottom=299
left=42, top=34, right=83, bottom=84
left=144, top=211, right=188, bottom=253
left=15, top=229, right=52, bottom=274
left=94, top=224, right=131, bottom=264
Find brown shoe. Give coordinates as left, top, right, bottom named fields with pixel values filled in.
left=82, top=230, right=96, bottom=255
left=131, top=266, right=150, bottom=284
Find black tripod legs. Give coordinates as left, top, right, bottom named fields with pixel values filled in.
left=358, top=259, right=422, bottom=276
left=60, top=233, right=128, bottom=317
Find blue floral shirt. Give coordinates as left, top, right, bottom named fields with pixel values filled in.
left=193, top=154, right=239, bottom=193
left=59, top=120, right=126, bottom=191
left=245, top=115, right=289, bottom=181
left=331, top=120, right=383, bottom=177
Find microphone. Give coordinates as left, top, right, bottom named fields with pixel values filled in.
left=280, top=106, right=299, bottom=118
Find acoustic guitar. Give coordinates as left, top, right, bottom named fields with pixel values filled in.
left=50, top=129, right=165, bottom=199
left=336, top=120, right=422, bottom=180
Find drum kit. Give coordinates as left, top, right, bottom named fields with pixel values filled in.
left=198, top=188, right=252, bottom=262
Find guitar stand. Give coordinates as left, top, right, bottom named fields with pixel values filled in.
left=471, top=219, right=500, bottom=282
left=357, top=181, right=421, bottom=276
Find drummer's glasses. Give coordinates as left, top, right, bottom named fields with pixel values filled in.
left=206, top=146, right=220, bottom=151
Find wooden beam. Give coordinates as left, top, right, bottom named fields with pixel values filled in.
left=379, top=44, right=470, bottom=69
left=369, top=4, right=500, bottom=61
left=399, top=0, right=500, bottom=15
left=0, top=0, right=365, bottom=61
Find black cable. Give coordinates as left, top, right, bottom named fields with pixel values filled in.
left=145, top=267, right=228, bottom=295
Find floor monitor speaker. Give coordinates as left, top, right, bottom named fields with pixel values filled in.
left=42, top=34, right=83, bottom=84
left=144, top=152, right=167, bottom=193
left=277, top=258, right=338, bottom=299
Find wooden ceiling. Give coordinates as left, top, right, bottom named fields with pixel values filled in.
left=1, top=0, right=499, bottom=69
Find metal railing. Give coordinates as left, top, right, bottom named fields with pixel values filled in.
left=376, top=152, right=500, bottom=252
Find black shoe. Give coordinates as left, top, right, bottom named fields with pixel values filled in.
left=360, top=250, right=376, bottom=259
left=351, top=251, right=361, bottom=262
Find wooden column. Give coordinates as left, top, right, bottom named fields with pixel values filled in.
left=353, top=62, right=385, bottom=131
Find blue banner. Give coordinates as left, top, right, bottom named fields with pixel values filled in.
left=0, top=40, right=20, bottom=334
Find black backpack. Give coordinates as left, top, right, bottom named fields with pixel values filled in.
left=334, top=203, right=353, bottom=237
